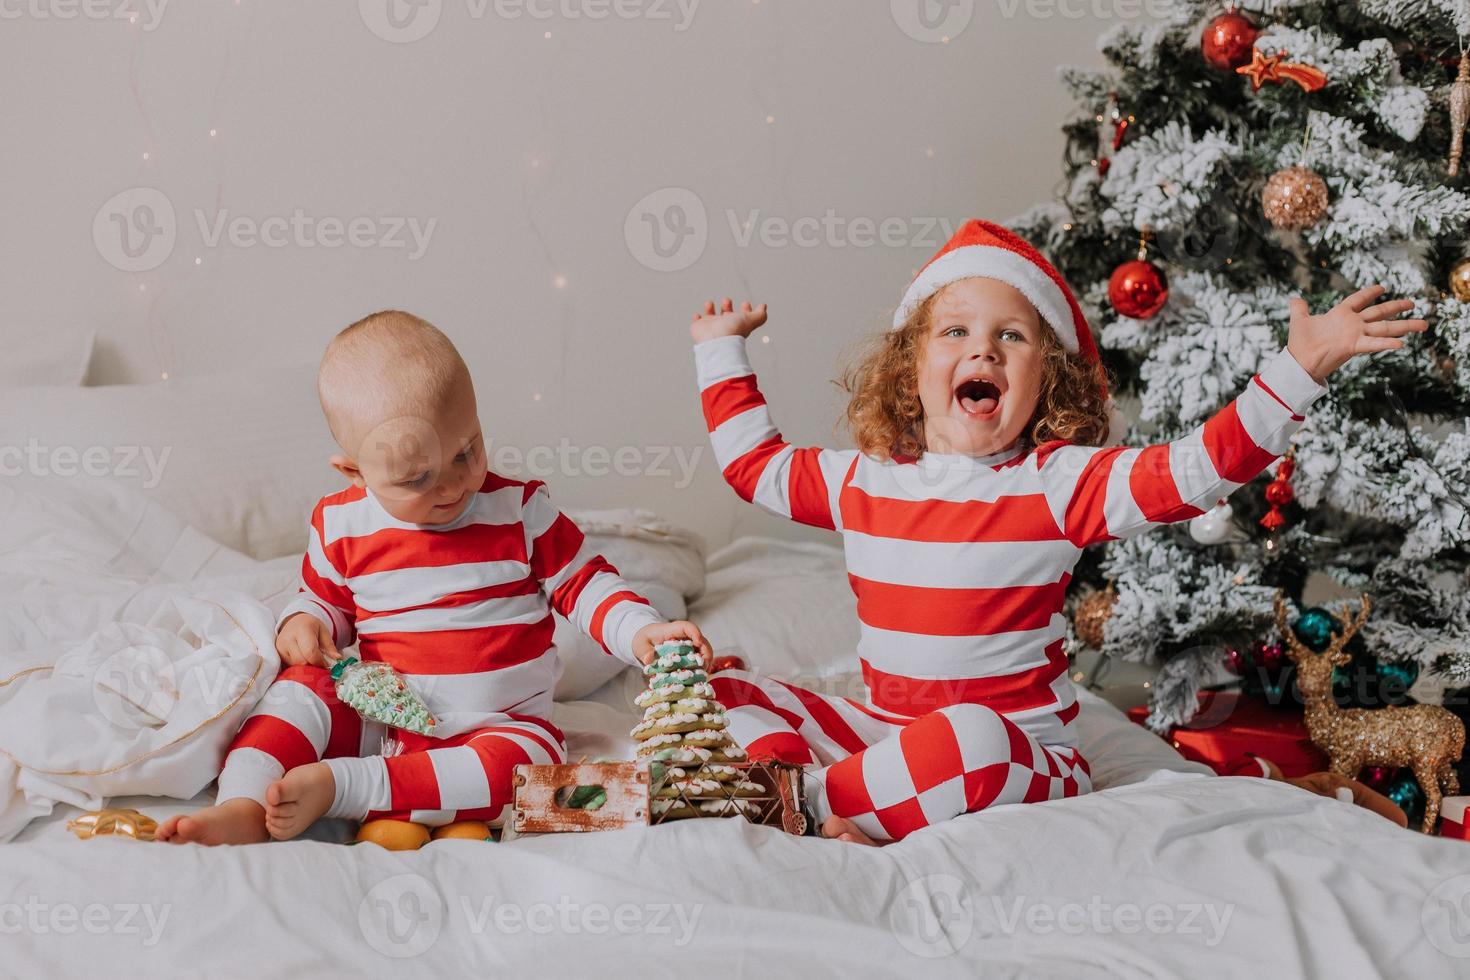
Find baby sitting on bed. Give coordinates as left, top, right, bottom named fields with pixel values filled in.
left=160, top=311, right=711, bottom=845
left=693, top=220, right=1415, bottom=845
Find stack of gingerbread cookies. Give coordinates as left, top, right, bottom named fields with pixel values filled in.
left=631, top=642, right=765, bottom=821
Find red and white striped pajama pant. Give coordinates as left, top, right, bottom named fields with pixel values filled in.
left=215, top=664, right=566, bottom=826
left=710, top=669, right=1091, bottom=842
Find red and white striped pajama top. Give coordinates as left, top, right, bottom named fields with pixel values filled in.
left=278, top=470, right=663, bottom=735
left=215, top=471, right=664, bottom=826
left=696, top=335, right=1329, bottom=753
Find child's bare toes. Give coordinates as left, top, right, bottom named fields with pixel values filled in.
left=264, top=762, right=336, bottom=841
left=156, top=814, right=181, bottom=841
left=159, top=799, right=267, bottom=845
left=821, top=815, right=884, bottom=847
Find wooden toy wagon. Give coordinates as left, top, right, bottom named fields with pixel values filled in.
left=510, top=759, right=807, bottom=836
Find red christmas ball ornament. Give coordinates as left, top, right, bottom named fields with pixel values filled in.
left=1264, top=480, right=1295, bottom=507
left=1223, top=648, right=1246, bottom=676
left=1360, top=766, right=1397, bottom=792
left=1201, top=8, right=1259, bottom=73
left=1108, top=259, right=1169, bottom=319
left=1260, top=452, right=1298, bottom=532
left=711, top=654, right=746, bottom=673
left=1257, top=641, right=1285, bottom=672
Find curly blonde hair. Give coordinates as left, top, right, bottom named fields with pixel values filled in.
left=841, top=290, right=1113, bottom=460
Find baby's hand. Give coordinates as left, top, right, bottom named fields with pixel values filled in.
left=275, top=612, right=339, bottom=669
left=691, top=298, right=767, bottom=344
left=632, top=621, right=715, bottom=671
left=1286, top=284, right=1427, bottom=385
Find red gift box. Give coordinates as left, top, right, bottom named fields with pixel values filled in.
left=1126, top=690, right=1328, bottom=778
left=1441, top=797, right=1469, bottom=840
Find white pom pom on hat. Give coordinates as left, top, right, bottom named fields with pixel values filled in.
left=895, top=218, right=1128, bottom=445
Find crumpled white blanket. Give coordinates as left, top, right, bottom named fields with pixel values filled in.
left=0, top=591, right=277, bottom=841
left=0, top=481, right=288, bottom=841
left=0, top=482, right=713, bottom=840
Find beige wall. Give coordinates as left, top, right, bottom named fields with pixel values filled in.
left=3, top=0, right=1153, bottom=549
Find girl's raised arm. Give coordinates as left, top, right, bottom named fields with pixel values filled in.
left=693, top=299, right=857, bottom=532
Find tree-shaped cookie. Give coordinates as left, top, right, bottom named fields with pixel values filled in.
left=330, top=656, right=437, bottom=736
left=631, top=641, right=763, bottom=821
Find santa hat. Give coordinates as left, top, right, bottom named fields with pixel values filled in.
left=895, top=219, right=1127, bottom=445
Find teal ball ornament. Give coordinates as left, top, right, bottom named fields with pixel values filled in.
left=1386, top=772, right=1426, bottom=828
left=1376, top=660, right=1419, bottom=694
left=1292, top=607, right=1338, bottom=653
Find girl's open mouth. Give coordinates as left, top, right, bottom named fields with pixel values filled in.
left=955, top=377, right=1002, bottom=419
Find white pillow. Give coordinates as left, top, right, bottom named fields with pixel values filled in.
left=0, top=327, right=94, bottom=387
left=686, top=537, right=860, bottom=686
left=552, top=510, right=706, bottom=700
left=0, top=364, right=341, bottom=561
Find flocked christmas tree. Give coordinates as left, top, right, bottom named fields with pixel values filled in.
left=1009, top=0, right=1470, bottom=731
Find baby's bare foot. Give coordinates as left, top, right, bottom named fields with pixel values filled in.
left=821, top=815, right=886, bottom=847
left=156, top=798, right=268, bottom=845
left=265, top=762, right=336, bottom=840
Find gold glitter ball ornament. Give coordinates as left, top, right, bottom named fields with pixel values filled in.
left=1074, top=587, right=1117, bottom=650
left=1262, top=165, right=1329, bottom=230
left=1450, top=257, right=1470, bottom=302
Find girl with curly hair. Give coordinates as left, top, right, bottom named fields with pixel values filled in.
left=690, top=219, right=1420, bottom=845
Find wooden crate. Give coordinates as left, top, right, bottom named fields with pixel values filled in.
left=511, top=762, right=650, bottom=833
left=512, top=760, right=806, bottom=835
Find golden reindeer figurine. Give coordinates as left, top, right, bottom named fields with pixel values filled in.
left=1274, top=592, right=1464, bottom=833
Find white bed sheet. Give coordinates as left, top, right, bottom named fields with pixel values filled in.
left=9, top=679, right=1468, bottom=978
left=4, top=490, right=1468, bottom=978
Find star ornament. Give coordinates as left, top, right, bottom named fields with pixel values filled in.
left=67, top=807, right=158, bottom=841
left=1237, top=47, right=1282, bottom=90
left=1236, top=48, right=1329, bottom=93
